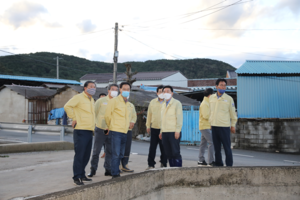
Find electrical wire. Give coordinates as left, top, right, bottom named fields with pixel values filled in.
left=122, top=32, right=186, bottom=60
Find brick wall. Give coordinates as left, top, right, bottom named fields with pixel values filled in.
left=232, top=119, right=300, bottom=153
left=188, top=78, right=237, bottom=87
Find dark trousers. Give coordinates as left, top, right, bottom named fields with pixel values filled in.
left=148, top=128, right=167, bottom=167
left=73, top=129, right=93, bottom=179
left=211, top=126, right=233, bottom=166
left=162, top=132, right=182, bottom=160
left=121, top=130, right=132, bottom=167
left=90, top=127, right=108, bottom=171
left=110, top=131, right=127, bottom=176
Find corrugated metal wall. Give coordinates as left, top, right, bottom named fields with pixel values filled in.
left=237, top=76, right=300, bottom=118
left=181, top=106, right=202, bottom=144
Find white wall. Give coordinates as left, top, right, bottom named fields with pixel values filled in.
left=162, top=72, right=187, bottom=87
left=0, top=88, right=28, bottom=123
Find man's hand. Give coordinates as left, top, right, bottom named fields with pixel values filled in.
left=105, top=129, right=109, bottom=135
left=129, top=122, right=135, bottom=129
left=72, top=120, right=77, bottom=128
left=147, top=128, right=150, bottom=134
left=175, top=132, right=180, bottom=139
left=231, top=127, right=236, bottom=134
left=159, top=133, right=162, bottom=140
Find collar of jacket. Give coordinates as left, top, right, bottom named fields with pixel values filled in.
left=203, top=96, right=209, bottom=102
left=82, top=91, right=92, bottom=100
left=166, top=97, right=174, bottom=106
left=117, top=94, right=127, bottom=103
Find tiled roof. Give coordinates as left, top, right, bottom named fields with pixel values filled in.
left=80, top=71, right=182, bottom=83
left=236, top=60, right=300, bottom=74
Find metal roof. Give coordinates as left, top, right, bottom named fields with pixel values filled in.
left=0, top=74, right=81, bottom=85
left=236, top=60, right=300, bottom=74
left=227, top=71, right=237, bottom=78
left=0, top=85, right=57, bottom=99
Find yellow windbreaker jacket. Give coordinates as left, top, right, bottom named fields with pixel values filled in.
left=209, top=93, right=237, bottom=127
left=128, top=102, right=137, bottom=131
left=146, top=98, right=164, bottom=129
left=104, top=95, right=130, bottom=134
left=199, top=96, right=211, bottom=130
left=95, top=96, right=111, bottom=130
left=161, top=98, right=183, bottom=133
left=64, top=92, right=95, bottom=131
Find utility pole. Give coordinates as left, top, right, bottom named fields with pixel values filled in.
left=113, top=22, right=119, bottom=84
left=53, top=56, right=63, bottom=79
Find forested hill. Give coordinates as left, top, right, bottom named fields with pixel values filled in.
left=0, top=52, right=236, bottom=81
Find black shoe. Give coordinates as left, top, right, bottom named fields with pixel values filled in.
left=208, top=161, right=216, bottom=167
left=81, top=176, right=92, bottom=182
left=73, top=178, right=84, bottom=186
left=105, top=170, right=112, bottom=176
left=112, top=175, right=120, bottom=179
left=88, top=168, right=96, bottom=177
left=197, top=160, right=207, bottom=166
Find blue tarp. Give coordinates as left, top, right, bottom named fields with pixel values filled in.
left=48, top=108, right=65, bottom=120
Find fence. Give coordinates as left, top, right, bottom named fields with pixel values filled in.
left=181, top=106, right=201, bottom=145
left=0, top=122, right=73, bottom=143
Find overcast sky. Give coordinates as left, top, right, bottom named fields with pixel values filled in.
left=0, top=0, right=299, bottom=68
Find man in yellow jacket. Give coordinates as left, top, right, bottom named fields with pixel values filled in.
left=64, top=81, right=96, bottom=186
left=145, top=85, right=167, bottom=170
left=120, top=101, right=137, bottom=172
left=159, top=85, right=183, bottom=167
left=198, top=88, right=215, bottom=166
left=104, top=82, right=131, bottom=178
left=88, top=84, right=118, bottom=178
left=209, top=78, right=237, bottom=167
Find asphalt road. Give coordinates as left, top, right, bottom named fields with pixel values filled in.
left=1, top=130, right=300, bottom=167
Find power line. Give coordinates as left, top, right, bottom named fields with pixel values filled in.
left=122, top=0, right=228, bottom=27
left=122, top=32, right=186, bottom=60
left=121, top=30, right=298, bottom=60
left=122, top=0, right=251, bottom=32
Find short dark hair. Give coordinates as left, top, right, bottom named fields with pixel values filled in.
left=108, top=84, right=118, bottom=90
left=156, top=85, right=164, bottom=93
left=204, top=88, right=214, bottom=97
left=99, top=93, right=106, bottom=97
left=163, top=85, right=173, bottom=92
left=119, top=82, right=131, bottom=89
left=84, top=81, right=96, bottom=88
left=216, top=78, right=227, bottom=86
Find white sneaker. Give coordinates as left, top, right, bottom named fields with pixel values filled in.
left=145, top=166, right=154, bottom=171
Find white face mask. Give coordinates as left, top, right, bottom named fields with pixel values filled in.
left=164, top=93, right=172, bottom=100
left=110, top=91, right=118, bottom=98
left=158, top=94, right=164, bottom=99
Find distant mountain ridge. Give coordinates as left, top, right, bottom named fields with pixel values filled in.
left=0, top=52, right=236, bottom=81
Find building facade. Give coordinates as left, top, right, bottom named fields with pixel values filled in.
left=234, top=60, right=300, bottom=153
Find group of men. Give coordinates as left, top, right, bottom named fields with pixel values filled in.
left=145, top=78, right=237, bottom=170
left=64, top=81, right=184, bottom=186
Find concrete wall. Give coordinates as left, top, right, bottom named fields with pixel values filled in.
left=29, top=166, right=300, bottom=200
left=52, top=88, right=78, bottom=109
left=232, top=119, right=300, bottom=153
left=0, top=88, right=28, bottom=123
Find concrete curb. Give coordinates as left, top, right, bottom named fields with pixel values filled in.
left=0, top=141, right=74, bottom=154
left=28, top=166, right=300, bottom=200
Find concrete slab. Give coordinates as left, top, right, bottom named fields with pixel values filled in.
left=0, top=150, right=196, bottom=200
